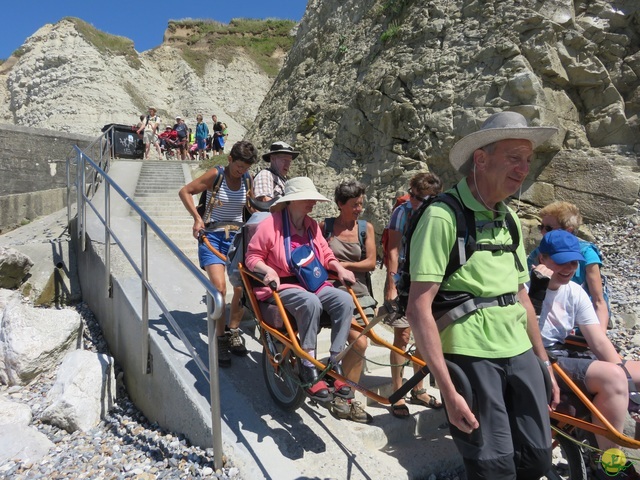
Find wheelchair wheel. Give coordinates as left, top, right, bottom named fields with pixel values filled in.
left=545, top=433, right=587, bottom=480
left=262, top=332, right=305, bottom=412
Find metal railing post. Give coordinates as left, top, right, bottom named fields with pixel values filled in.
left=66, top=156, right=71, bottom=226
left=141, top=219, right=150, bottom=374
left=206, top=293, right=224, bottom=471
left=80, top=153, right=87, bottom=251
left=105, top=181, right=111, bottom=297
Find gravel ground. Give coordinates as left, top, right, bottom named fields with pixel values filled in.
left=1, top=202, right=638, bottom=480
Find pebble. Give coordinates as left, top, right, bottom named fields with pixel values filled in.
left=0, top=302, right=243, bottom=479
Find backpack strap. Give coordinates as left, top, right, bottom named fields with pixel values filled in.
left=242, top=171, right=253, bottom=209
left=202, top=166, right=224, bottom=223
left=357, top=220, right=367, bottom=261
left=323, top=218, right=335, bottom=241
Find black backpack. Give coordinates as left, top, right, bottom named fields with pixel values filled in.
left=395, top=188, right=524, bottom=329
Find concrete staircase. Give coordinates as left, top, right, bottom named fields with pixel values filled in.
left=131, top=160, right=199, bottom=262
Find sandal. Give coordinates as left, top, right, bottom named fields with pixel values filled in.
left=409, top=388, right=443, bottom=409
left=391, top=402, right=410, bottom=419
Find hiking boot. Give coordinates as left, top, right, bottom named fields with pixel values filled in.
left=217, top=335, right=231, bottom=368
left=226, top=327, right=248, bottom=356
left=331, top=397, right=373, bottom=424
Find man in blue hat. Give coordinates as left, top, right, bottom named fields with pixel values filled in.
left=535, top=229, right=640, bottom=478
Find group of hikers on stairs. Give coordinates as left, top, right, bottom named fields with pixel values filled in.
left=177, top=110, right=635, bottom=480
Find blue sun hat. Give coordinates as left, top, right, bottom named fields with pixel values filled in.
left=539, top=230, right=585, bottom=264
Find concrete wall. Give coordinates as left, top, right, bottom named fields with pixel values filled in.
left=0, top=123, right=96, bottom=195
left=0, top=123, right=96, bottom=232
left=0, top=188, right=67, bottom=234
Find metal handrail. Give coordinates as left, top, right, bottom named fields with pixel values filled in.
left=67, top=140, right=225, bottom=470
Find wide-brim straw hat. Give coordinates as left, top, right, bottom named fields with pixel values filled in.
left=449, top=111, right=558, bottom=172
left=272, top=177, right=329, bottom=206
left=262, top=141, right=300, bottom=162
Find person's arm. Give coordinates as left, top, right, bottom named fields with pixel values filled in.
left=384, top=229, right=402, bottom=301
left=407, top=281, right=479, bottom=433
left=580, top=323, right=620, bottom=363
left=178, top=169, right=217, bottom=238
left=585, top=263, right=609, bottom=331
left=328, top=259, right=356, bottom=286
left=339, top=222, right=376, bottom=272
left=519, top=283, right=560, bottom=409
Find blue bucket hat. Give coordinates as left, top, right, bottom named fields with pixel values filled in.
left=539, top=230, right=585, bottom=264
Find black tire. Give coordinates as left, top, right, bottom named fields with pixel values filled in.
left=262, top=334, right=305, bottom=412
left=545, top=433, right=588, bottom=480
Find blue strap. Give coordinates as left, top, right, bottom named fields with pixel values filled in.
left=282, top=209, right=316, bottom=272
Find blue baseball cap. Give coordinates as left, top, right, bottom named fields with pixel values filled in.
left=539, top=230, right=585, bottom=264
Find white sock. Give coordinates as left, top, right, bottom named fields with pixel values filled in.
left=302, top=349, right=315, bottom=368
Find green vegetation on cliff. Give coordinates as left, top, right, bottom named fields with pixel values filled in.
left=65, top=17, right=142, bottom=69
left=169, top=18, right=296, bottom=77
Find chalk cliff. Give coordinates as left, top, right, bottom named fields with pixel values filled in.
left=247, top=0, right=640, bottom=227
left=0, top=18, right=291, bottom=144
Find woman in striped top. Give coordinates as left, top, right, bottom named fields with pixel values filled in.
left=179, top=140, right=258, bottom=367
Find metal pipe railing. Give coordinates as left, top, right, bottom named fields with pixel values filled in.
left=67, top=142, right=226, bottom=470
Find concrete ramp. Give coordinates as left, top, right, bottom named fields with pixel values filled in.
left=75, top=158, right=464, bottom=479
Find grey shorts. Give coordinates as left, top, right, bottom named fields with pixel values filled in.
left=383, top=312, right=410, bottom=329
left=354, top=294, right=376, bottom=326
left=550, top=348, right=596, bottom=394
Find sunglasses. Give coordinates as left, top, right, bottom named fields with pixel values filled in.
left=409, top=191, right=425, bottom=201
left=538, top=224, right=555, bottom=233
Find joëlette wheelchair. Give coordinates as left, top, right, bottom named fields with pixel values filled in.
left=543, top=335, right=640, bottom=480
left=199, top=222, right=455, bottom=412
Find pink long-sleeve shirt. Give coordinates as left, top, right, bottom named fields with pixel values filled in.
left=244, top=211, right=338, bottom=300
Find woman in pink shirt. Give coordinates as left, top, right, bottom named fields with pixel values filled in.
left=245, top=177, right=356, bottom=403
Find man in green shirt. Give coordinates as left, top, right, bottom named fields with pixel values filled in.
left=407, top=111, right=559, bottom=479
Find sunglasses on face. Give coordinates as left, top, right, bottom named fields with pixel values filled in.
left=409, top=191, right=424, bottom=201
left=538, top=224, right=555, bottom=233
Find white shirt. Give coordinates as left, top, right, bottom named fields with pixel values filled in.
left=538, top=281, right=600, bottom=348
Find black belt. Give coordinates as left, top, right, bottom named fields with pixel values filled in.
left=204, top=221, right=243, bottom=231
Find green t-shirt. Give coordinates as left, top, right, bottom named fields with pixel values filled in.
left=409, top=179, right=531, bottom=358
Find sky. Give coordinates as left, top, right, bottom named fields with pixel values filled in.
left=0, top=0, right=308, bottom=60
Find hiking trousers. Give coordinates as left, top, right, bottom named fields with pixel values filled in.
left=444, top=349, right=552, bottom=480
left=278, top=286, right=353, bottom=355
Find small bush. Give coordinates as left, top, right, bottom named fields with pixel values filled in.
left=171, top=18, right=296, bottom=77
left=65, top=17, right=142, bottom=69
left=381, top=21, right=401, bottom=42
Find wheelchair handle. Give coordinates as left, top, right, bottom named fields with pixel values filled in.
left=250, top=269, right=278, bottom=291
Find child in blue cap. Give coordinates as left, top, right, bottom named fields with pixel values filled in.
left=534, top=229, right=640, bottom=477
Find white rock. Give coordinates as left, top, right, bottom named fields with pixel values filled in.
left=0, top=423, right=53, bottom=464
left=0, top=299, right=81, bottom=385
left=41, top=349, right=116, bottom=432
left=0, top=393, right=32, bottom=426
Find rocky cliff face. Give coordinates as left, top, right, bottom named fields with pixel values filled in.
left=0, top=18, right=284, bottom=143
left=247, top=0, right=640, bottom=229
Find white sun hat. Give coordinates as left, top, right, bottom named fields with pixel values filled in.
left=272, top=177, right=329, bottom=205
left=449, top=111, right=558, bottom=172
